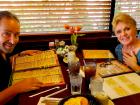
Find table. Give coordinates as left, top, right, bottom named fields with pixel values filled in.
left=18, top=51, right=140, bottom=105
left=18, top=56, right=88, bottom=105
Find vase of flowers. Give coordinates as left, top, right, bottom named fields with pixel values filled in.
left=64, top=24, right=85, bottom=46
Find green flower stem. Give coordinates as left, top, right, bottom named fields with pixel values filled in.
left=71, top=33, right=77, bottom=45
left=71, top=33, right=85, bottom=45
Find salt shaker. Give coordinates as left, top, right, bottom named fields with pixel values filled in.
left=49, top=42, right=55, bottom=50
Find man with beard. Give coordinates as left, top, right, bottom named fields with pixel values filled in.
left=0, top=11, right=44, bottom=105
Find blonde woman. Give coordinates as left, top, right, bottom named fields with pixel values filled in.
left=112, top=12, right=140, bottom=71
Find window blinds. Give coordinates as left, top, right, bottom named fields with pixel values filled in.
left=0, top=0, right=111, bottom=34
left=115, top=0, right=140, bottom=30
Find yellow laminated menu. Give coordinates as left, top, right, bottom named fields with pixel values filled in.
left=83, top=50, right=114, bottom=59
left=103, top=73, right=140, bottom=99
left=13, top=50, right=59, bottom=71
left=12, top=66, right=65, bottom=86
left=12, top=50, right=65, bottom=87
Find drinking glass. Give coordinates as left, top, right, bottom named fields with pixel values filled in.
left=68, top=61, right=80, bottom=74
left=84, top=62, right=96, bottom=78
left=90, top=76, right=104, bottom=96
left=69, top=72, right=82, bottom=95
left=83, top=62, right=96, bottom=93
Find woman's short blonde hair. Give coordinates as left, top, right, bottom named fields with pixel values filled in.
left=112, top=12, right=136, bottom=31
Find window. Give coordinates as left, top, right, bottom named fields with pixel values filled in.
left=115, top=0, right=140, bottom=30
left=0, top=0, right=112, bottom=34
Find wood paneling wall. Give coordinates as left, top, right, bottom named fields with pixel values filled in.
left=12, top=32, right=119, bottom=56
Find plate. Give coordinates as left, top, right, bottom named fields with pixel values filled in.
left=63, top=57, right=79, bottom=63
left=58, top=94, right=100, bottom=105
left=37, top=97, right=62, bottom=105
left=108, top=100, right=114, bottom=105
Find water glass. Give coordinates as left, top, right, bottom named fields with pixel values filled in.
left=69, top=73, right=82, bottom=95
left=90, top=76, right=104, bottom=96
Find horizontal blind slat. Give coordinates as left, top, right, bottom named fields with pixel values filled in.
left=0, top=0, right=111, bottom=33
left=115, top=0, right=140, bottom=29
left=0, top=1, right=111, bottom=4
left=0, top=5, right=111, bottom=8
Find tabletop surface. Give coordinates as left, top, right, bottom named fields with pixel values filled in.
left=18, top=50, right=140, bottom=105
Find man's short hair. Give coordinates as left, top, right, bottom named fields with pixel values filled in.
left=0, top=11, right=19, bottom=23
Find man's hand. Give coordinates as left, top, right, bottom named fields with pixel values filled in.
left=12, top=78, right=44, bottom=93
left=19, top=50, right=42, bottom=56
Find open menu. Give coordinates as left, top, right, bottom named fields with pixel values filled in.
left=12, top=50, right=65, bottom=87
left=97, top=60, right=133, bottom=77
left=12, top=66, right=65, bottom=86
left=103, top=73, right=140, bottom=99
left=82, top=50, right=114, bottom=59
left=13, top=50, right=59, bottom=71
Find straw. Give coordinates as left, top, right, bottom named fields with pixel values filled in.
left=29, top=86, right=60, bottom=98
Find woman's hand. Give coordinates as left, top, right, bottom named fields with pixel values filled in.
left=123, top=51, right=139, bottom=70
left=12, top=78, right=44, bottom=93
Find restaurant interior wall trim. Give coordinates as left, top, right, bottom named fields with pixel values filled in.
left=12, top=32, right=119, bottom=57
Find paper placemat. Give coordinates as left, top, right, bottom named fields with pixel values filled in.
left=97, top=60, right=133, bottom=77
left=83, top=50, right=114, bottom=59
left=103, top=73, right=140, bottom=99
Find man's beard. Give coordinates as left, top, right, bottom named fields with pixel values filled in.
left=0, top=42, right=15, bottom=54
